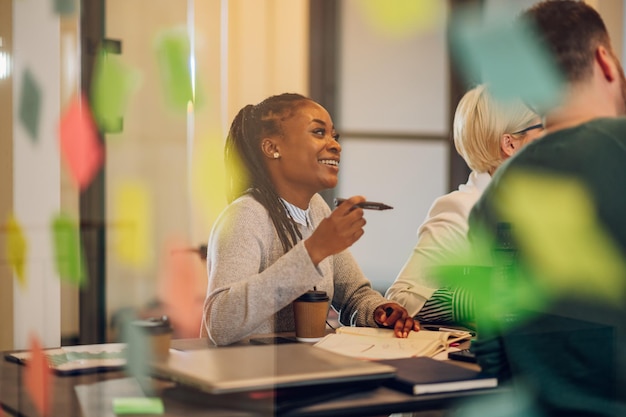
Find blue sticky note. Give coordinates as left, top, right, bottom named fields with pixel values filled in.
left=19, top=69, right=42, bottom=142
left=54, top=0, right=76, bottom=15
left=119, top=312, right=154, bottom=396
left=450, top=7, right=565, bottom=111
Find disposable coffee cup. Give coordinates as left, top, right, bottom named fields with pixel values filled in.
left=132, top=316, right=173, bottom=361
left=293, top=290, right=329, bottom=342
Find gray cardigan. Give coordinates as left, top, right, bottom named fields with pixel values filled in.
left=201, top=193, right=387, bottom=345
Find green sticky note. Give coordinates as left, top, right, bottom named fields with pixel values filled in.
left=91, top=49, right=141, bottom=133
left=450, top=7, right=565, bottom=111
left=154, top=29, right=194, bottom=112
left=19, top=68, right=42, bottom=142
left=112, top=397, right=164, bottom=415
left=51, top=213, right=86, bottom=287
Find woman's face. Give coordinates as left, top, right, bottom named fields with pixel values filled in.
left=516, top=118, right=545, bottom=147
left=503, top=117, right=544, bottom=161
left=268, top=101, right=341, bottom=204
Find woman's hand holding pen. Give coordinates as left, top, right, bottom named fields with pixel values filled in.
left=375, top=303, right=420, bottom=338
left=304, top=195, right=367, bottom=265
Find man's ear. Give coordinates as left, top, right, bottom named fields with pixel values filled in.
left=261, top=139, right=279, bottom=159
left=501, top=134, right=517, bottom=157
left=597, top=45, right=617, bottom=82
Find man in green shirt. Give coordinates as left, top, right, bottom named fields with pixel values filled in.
left=468, top=1, right=626, bottom=415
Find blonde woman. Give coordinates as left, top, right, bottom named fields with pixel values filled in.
left=385, top=84, right=544, bottom=325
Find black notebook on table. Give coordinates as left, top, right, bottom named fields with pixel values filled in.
left=377, top=357, right=497, bottom=395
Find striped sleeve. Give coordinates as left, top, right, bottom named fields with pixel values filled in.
left=416, top=287, right=475, bottom=324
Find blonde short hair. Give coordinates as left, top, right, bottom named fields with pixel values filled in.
left=453, top=85, right=538, bottom=173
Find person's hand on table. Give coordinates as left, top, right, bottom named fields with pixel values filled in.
left=374, top=303, right=420, bottom=338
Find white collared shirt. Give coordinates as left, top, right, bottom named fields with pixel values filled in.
left=280, top=198, right=312, bottom=228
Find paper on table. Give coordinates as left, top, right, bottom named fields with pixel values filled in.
left=75, top=377, right=146, bottom=417
left=314, top=328, right=471, bottom=360
left=8, top=343, right=127, bottom=374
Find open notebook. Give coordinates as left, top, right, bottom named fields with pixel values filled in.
left=5, top=343, right=127, bottom=375
left=314, top=327, right=472, bottom=360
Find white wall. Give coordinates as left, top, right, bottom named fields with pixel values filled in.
left=12, top=1, right=61, bottom=349
left=338, top=138, right=447, bottom=291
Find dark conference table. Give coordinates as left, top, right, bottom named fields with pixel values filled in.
left=0, top=337, right=503, bottom=417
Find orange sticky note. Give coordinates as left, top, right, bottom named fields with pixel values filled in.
left=58, top=94, right=104, bottom=191
left=158, top=237, right=205, bottom=338
left=5, top=213, right=28, bottom=287
left=24, top=334, right=52, bottom=417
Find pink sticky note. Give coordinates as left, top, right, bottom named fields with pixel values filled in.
left=24, top=334, right=52, bottom=417
left=158, top=237, right=205, bottom=338
left=58, top=94, right=104, bottom=191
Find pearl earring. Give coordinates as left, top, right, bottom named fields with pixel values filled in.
left=273, top=152, right=280, bottom=159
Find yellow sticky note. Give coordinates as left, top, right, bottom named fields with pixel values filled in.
left=496, top=170, right=626, bottom=304
left=191, top=134, right=230, bottom=229
left=357, top=0, right=445, bottom=38
left=112, top=181, right=153, bottom=269
left=5, top=214, right=27, bottom=287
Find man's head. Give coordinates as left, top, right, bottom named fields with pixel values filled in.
left=523, top=0, right=626, bottom=115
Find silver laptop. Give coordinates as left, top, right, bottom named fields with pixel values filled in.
left=151, top=343, right=396, bottom=394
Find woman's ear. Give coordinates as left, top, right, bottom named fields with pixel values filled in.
left=501, top=133, right=517, bottom=157
left=261, top=139, right=279, bottom=159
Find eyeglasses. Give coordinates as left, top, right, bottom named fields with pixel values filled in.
left=511, top=123, right=543, bottom=135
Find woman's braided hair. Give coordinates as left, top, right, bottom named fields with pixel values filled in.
left=224, top=93, right=313, bottom=253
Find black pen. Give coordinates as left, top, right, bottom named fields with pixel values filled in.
left=422, top=325, right=476, bottom=337
left=334, top=198, right=393, bottom=211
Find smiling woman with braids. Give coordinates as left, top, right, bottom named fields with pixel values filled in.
left=201, top=93, right=418, bottom=346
